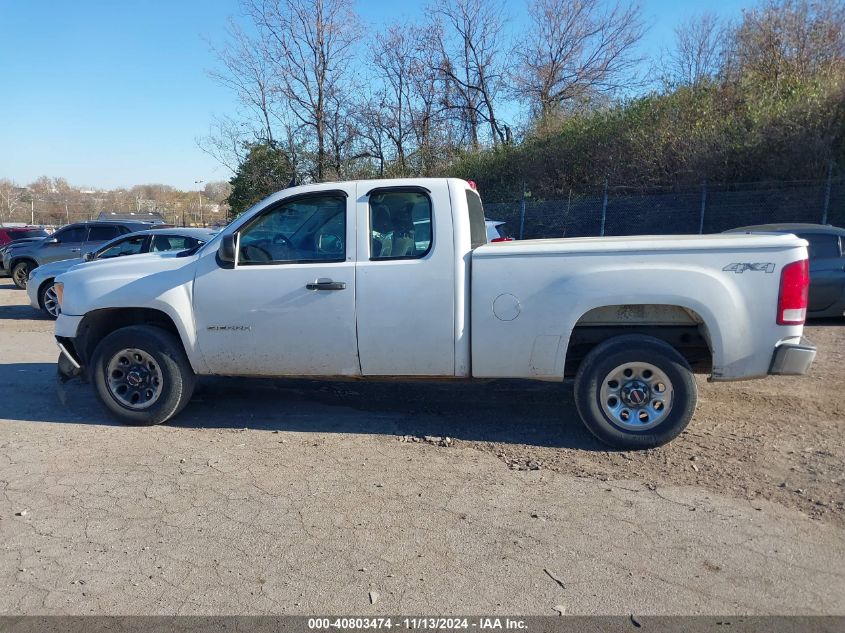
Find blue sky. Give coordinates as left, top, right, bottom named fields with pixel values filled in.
left=0, top=0, right=749, bottom=190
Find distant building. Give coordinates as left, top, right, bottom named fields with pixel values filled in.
left=97, top=211, right=166, bottom=223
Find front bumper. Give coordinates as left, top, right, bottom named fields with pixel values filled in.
left=57, top=336, right=85, bottom=382
left=55, top=314, right=86, bottom=381
left=769, top=337, right=816, bottom=375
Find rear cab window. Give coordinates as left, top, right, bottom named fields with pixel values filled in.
left=465, top=189, right=487, bottom=249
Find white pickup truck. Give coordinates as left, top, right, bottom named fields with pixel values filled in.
left=53, top=178, right=816, bottom=449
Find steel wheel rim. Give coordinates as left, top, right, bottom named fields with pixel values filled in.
left=599, top=361, right=674, bottom=431
left=13, top=265, right=29, bottom=287
left=43, top=284, right=60, bottom=317
left=106, top=348, right=163, bottom=410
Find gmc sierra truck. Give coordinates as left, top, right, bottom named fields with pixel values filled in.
left=53, top=178, right=816, bottom=449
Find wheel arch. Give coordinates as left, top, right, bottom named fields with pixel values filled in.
left=74, top=307, right=200, bottom=373
left=10, top=255, right=37, bottom=267
left=10, top=256, right=38, bottom=275
left=36, top=276, right=56, bottom=308
left=562, top=303, right=720, bottom=378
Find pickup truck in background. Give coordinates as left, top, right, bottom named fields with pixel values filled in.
left=53, top=178, right=816, bottom=449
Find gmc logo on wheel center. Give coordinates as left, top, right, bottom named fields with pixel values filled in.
left=722, top=262, right=776, bottom=274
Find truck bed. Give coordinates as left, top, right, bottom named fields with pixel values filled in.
left=470, top=232, right=808, bottom=381
left=473, top=233, right=803, bottom=257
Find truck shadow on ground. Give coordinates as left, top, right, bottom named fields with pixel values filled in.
left=182, top=376, right=602, bottom=449
left=0, top=362, right=603, bottom=450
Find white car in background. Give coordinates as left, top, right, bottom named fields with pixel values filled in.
left=486, top=220, right=510, bottom=242
left=28, top=228, right=215, bottom=319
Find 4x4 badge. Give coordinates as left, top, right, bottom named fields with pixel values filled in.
left=722, top=262, right=775, bottom=274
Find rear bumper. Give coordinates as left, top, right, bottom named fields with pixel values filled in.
left=769, top=337, right=816, bottom=376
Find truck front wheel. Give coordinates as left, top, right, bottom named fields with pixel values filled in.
left=91, top=325, right=195, bottom=426
left=574, top=335, right=697, bottom=449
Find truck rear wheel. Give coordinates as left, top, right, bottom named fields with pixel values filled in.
left=91, top=325, right=195, bottom=426
left=573, top=334, right=697, bottom=449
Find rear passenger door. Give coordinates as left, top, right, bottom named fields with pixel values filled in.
left=354, top=183, right=456, bottom=376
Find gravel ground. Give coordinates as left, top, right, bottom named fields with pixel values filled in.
left=0, top=281, right=843, bottom=614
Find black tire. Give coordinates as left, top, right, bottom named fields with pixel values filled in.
left=573, top=334, right=697, bottom=450
left=12, top=261, right=33, bottom=289
left=38, top=279, right=60, bottom=319
left=91, top=325, right=195, bottom=426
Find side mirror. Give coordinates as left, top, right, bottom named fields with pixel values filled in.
left=218, top=233, right=239, bottom=264
left=83, top=252, right=95, bottom=262
left=46, top=237, right=59, bottom=244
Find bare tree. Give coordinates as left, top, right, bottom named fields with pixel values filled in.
left=197, top=114, right=252, bottom=174
left=369, top=25, right=417, bottom=172
left=246, top=0, right=362, bottom=180
left=432, top=0, right=510, bottom=147
left=209, top=20, right=281, bottom=148
left=727, top=0, right=845, bottom=89
left=408, top=31, right=452, bottom=173
left=513, top=0, right=646, bottom=117
left=355, top=97, right=389, bottom=176
left=664, top=13, right=726, bottom=87
left=0, top=179, right=24, bottom=222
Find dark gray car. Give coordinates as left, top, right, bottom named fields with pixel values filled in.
left=4, top=220, right=164, bottom=289
left=726, top=223, right=845, bottom=319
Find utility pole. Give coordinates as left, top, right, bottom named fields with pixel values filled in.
left=599, top=178, right=609, bottom=237
left=195, top=180, right=205, bottom=227
left=519, top=181, right=526, bottom=240
left=821, top=161, right=833, bottom=225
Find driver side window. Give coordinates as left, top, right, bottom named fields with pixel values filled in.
left=238, top=193, right=347, bottom=265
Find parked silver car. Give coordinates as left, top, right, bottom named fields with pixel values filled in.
left=28, top=228, right=215, bottom=318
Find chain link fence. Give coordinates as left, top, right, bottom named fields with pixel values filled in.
left=483, top=175, right=845, bottom=239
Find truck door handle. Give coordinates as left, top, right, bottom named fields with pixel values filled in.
left=70, top=249, right=81, bottom=253
left=306, top=280, right=346, bottom=291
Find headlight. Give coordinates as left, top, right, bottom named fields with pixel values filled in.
left=54, top=282, right=64, bottom=308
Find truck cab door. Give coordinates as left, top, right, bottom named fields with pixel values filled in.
left=192, top=187, right=360, bottom=376
left=354, top=182, right=456, bottom=376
